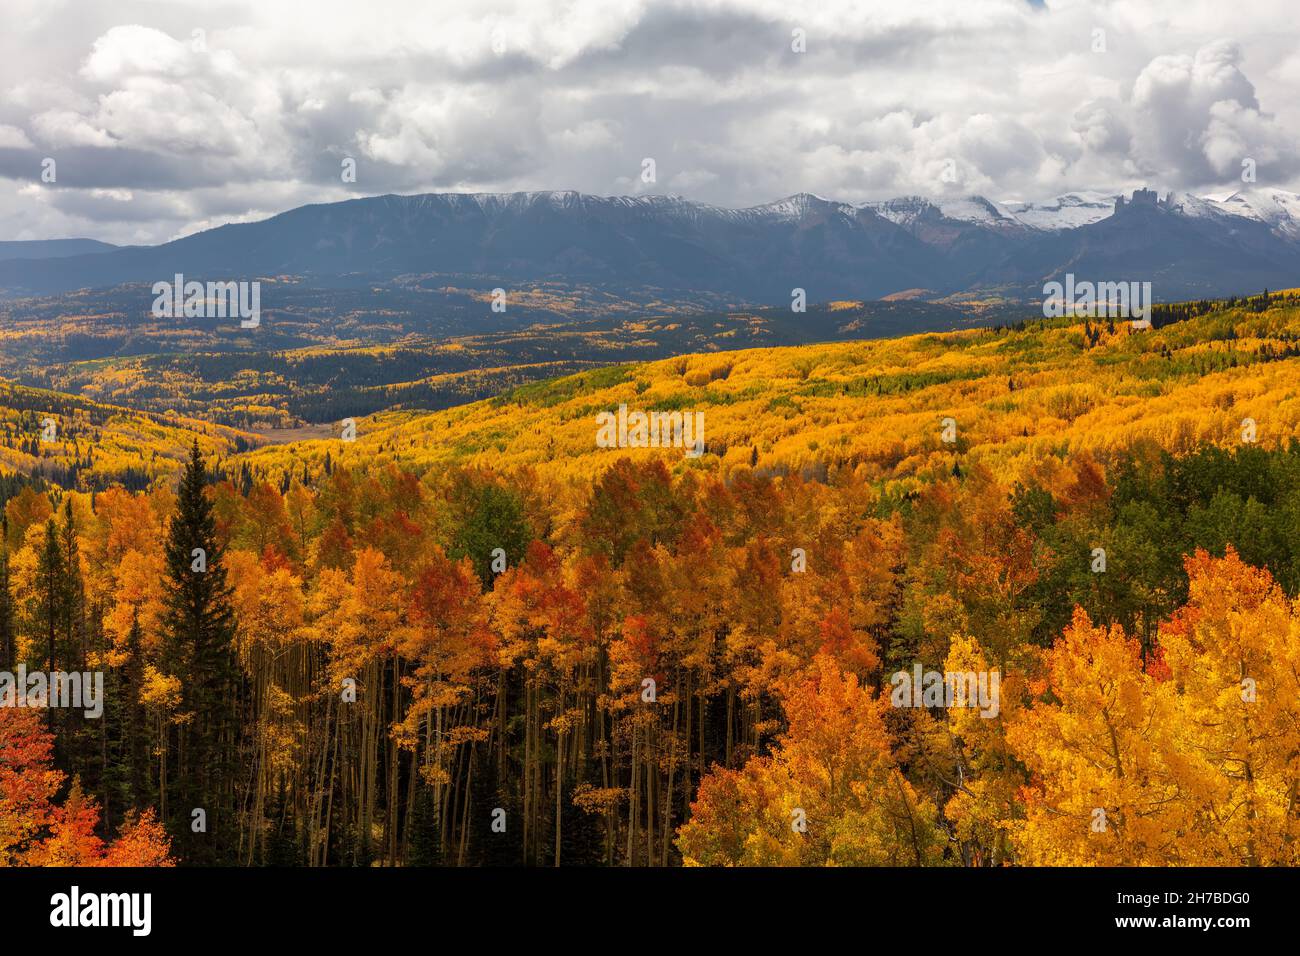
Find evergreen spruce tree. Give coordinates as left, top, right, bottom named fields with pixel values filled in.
left=344, top=823, right=375, bottom=867
left=560, top=786, right=605, bottom=866
left=35, top=518, right=66, bottom=734
left=466, top=754, right=521, bottom=866
left=0, top=539, right=14, bottom=670
left=59, top=499, right=85, bottom=668
left=100, top=664, right=131, bottom=833
left=123, top=611, right=153, bottom=808
left=264, top=778, right=299, bottom=866
left=57, top=499, right=94, bottom=781
left=405, top=781, right=442, bottom=867
left=161, top=441, right=239, bottom=864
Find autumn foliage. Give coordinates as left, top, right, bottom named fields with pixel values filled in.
left=0, top=707, right=174, bottom=866
left=3, top=300, right=1300, bottom=866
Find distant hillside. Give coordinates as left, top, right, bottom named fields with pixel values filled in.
left=0, top=288, right=1010, bottom=427
left=241, top=291, right=1300, bottom=485
left=0, top=379, right=254, bottom=491
left=0, top=238, right=117, bottom=262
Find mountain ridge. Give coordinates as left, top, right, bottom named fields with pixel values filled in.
left=1, top=187, right=1297, bottom=304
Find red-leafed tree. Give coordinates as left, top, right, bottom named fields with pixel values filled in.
left=0, top=707, right=175, bottom=866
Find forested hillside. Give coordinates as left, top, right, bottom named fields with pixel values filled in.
left=244, top=291, right=1300, bottom=484
left=2, top=292, right=1298, bottom=866
left=0, top=380, right=252, bottom=491
left=1, top=284, right=997, bottom=429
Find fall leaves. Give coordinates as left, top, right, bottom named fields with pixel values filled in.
left=679, top=655, right=945, bottom=866
left=4, top=394, right=1300, bottom=867
left=0, top=707, right=174, bottom=867
left=233, top=300, right=1300, bottom=493
left=680, top=548, right=1300, bottom=867
left=1010, top=548, right=1300, bottom=866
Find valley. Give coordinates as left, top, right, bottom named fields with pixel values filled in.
left=0, top=282, right=1008, bottom=431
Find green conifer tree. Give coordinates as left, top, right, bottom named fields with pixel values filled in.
left=161, top=441, right=240, bottom=864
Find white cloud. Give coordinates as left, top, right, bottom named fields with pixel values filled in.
left=0, top=125, right=34, bottom=149
left=1128, top=40, right=1281, bottom=182
left=0, top=0, right=1296, bottom=241
left=30, top=110, right=116, bottom=148
left=80, top=25, right=199, bottom=83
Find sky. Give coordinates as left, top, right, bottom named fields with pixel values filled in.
left=1, top=0, right=1297, bottom=244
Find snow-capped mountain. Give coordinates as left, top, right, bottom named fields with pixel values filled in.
left=998, top=192, right=1117, bottom=231
left=0, top=187, right=1297, bottom=304
left=998, top=187, right=1300, bottom=239
left=1212, top=188, right=1300, bottom=240
left=864, top=195, right=1022, bottom=229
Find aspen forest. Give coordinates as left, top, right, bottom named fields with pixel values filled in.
left=3, top=296, right=1300, bottom=868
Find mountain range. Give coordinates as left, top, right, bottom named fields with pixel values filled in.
left=0, top=238, right=117, bottom=262
left=1, top=187, right=1297, bottom=305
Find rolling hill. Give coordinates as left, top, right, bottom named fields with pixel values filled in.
left=0, top=379, right=253, bottom=490
left=0, top=290, right=1011, bottom=427
left=239, top=291, right=1300, bottom=487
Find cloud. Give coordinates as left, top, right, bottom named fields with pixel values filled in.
left=0, top=0, right=1296, bottom=242
left=80, top=25, right=203, bottom=83
left=1115, top=39, right=1300, bottom=186
left=0, top=125, right=34, bottom=149
left=30, top=110, right=115, bottom=148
